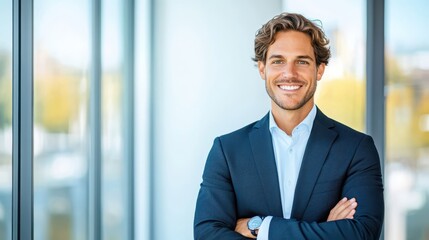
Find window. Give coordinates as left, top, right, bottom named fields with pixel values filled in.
left=101, top=0, right=133, bottom=239
left=34, top=0, right=91, bottom=239
left=33, top=0, right=134, bottom=239
left=385, top=0, right=429, bottom=239
left=283, top=0, right=366, bottom=131
left=0, top=1, right=12, bottom=239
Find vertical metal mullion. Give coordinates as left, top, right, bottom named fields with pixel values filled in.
left=89, top=0, right=102, bottom=239
left=148, top=0, right=156, bottom=239
left=12, top=0, right=34, bottom=240
left=366, top=1, right=385, bottom=239
left=366, top=0, right=385, bottom=172
left=123, top=0, right=135, bottom=239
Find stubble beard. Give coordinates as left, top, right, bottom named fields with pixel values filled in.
left=266, top=80, right=317, bottom=111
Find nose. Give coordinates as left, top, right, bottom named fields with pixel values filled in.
left=282, top=63, right=298, bottom=79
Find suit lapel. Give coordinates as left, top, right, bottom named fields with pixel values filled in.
left=291, top=109, right=338, bottom=219
left=249, top=114, right=283, bottom=217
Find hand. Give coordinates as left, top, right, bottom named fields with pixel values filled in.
left=327, top=197, right=358, bottom=221
left=235, top=218, right=256, bottom=239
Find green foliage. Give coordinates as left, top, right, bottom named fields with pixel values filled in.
left=316, top=76, right=365, bottom=132
left=34, top=72, right=83, bottom=133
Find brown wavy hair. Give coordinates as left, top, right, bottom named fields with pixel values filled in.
left=253, top=13, right=331, bottom=66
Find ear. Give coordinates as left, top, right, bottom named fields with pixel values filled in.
left=316, top=63, right=326, bottom=81
left=258, top=61, right=266, bottom=80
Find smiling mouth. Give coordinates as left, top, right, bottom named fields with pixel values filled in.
left=279, top=85, right=301, bottom=91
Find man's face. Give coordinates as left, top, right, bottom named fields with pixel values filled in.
left=258, top=30, right=325, bottom=112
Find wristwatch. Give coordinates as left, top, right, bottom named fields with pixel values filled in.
left=247, top=216, right=265, bottom=237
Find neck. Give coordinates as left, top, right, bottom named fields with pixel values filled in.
left=271, top=102, right=314, bottom=135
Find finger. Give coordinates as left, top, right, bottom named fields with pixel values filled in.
left=331, top=197, right=347, bottom=214
left=346, top=209, right=356, bottom=219
left=328, top=198, right=357, bottom=221
left=335, top=200, right=358, bottom=219
left=331, top=198, right=354, bottom=216
left=336, top=199, right=357, bottom=215
left=235, top=218, right=254, bottom=238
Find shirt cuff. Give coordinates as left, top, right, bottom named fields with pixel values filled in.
left=257, top=216, right=272, bottom=240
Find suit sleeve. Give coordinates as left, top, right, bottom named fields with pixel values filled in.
left=194, top=137, right=249, bottom=240
left=268, top=135, right=384, bottom=240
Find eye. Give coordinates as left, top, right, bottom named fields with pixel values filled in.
left=297, top=60, right=309, bottom=65
left=272, top=59, right=284, bottom=64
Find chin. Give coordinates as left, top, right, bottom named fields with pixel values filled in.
left=275, top=99, right=312, bottom=111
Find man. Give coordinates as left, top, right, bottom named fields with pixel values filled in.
left=194, top=13, right=384, bottom=239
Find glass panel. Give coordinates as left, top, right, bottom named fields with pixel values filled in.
left=283, top=0, right=366, bottom=131
left=34, top=1, right=90, bottom=239
left=101, top=0, right=128, bottom=239
left=0, top=1, right=12, bottom=239
left=386, top=0, right=429, bottom=239
left=134, top=0, right=151, bottom=238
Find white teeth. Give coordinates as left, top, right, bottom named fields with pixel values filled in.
left=279, top=85, right=300, bottom=90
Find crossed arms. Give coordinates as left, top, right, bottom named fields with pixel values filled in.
left=235, top=197, right=358, bottom=238
left=194, top=135, right=384, bottom=240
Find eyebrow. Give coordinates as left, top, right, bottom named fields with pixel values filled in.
left=268, top=54, right=285, bottom=60
left=296, top=55, right=315, bottom=62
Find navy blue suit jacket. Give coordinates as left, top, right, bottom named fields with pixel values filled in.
left=194, top=109, right=384, bottom=239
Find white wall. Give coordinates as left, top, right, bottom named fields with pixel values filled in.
left=152, top=1, right=282, bottom=239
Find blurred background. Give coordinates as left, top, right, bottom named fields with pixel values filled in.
left=0, top=0, right=428, bottom=239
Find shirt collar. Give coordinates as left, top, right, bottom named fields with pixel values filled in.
left=269, top=104, right=317, bottom=135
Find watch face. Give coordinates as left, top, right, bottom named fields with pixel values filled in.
left=248, top=216, right=263, bottom=230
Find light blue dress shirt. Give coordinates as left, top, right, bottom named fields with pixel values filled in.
left=257, top=105, right=317, bottom=239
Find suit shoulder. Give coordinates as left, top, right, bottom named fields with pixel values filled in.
left=334, top=119, right=366, bottom=135
left=328, top=118, right=372, bottom=143
left=215, top=113, right=269, bottom=141
left=316, top=109, right=371, bottom=141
